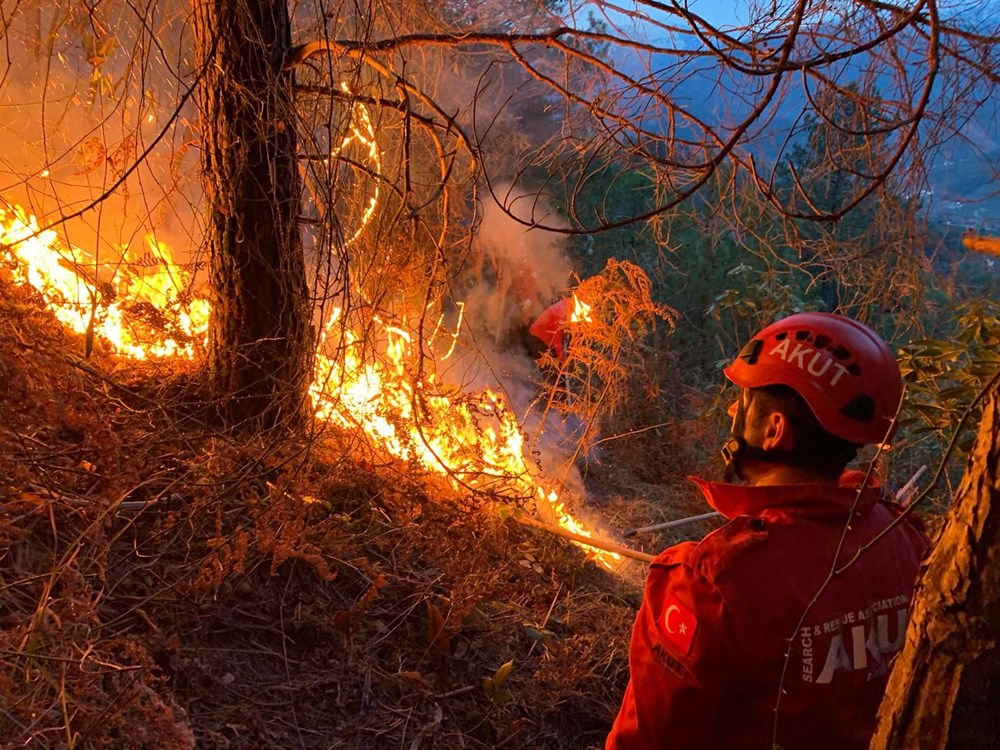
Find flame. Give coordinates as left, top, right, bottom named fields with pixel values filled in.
left=0, top=205, right=623, bottom=569
left=569, top=293, right=592, bottom=323
left=0, top=204, right=208, bottom=359
left=0, top=85, right=627, bottom=570
left=309, top=309, right=622, bottom=569
left=312, top=312, right=530, bottom=494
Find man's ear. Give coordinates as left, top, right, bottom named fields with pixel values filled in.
left=762, top=410, right=795, bottom=452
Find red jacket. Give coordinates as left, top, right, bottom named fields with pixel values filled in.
left=528, top=298, right=569, bottom=361
left=607, top=476, right=928, bottom=750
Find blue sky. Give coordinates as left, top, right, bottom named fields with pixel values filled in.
left=584, top=1, right=999, bottom=38
left=580, top=0, right=749, bottom=38
left=682, top=0, right=749, bottom=27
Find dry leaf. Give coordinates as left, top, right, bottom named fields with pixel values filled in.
left=398, top=670, right=433, bottom=692
left=73, top=137, right=106, bottom=176
left=426, top=600, right=450, bottom=661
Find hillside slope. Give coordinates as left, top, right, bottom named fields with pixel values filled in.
left=0, top=275, right=714, bottom=749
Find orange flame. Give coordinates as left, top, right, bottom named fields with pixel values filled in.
left=2, top=158, right=625, bottom=570
left=0, top=204, right=208, bottom=359
left=308, top=309, right=622, bottom=568
left=568, top=292, right=592, bottom=324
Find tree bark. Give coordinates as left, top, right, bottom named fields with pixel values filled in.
left=193, top=0, right=311, bottom=430
left=871, top=389, right=1000, bottom=749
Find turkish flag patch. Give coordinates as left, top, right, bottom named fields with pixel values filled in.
left=661, top=593, right=698, bottom=655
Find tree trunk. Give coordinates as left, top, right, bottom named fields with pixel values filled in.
left=193, top=0, right=311, bottom=430
left=871, top=389, right=1000, bottom=749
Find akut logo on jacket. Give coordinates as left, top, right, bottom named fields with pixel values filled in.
left=767, top=337, right=855, bottom=388
left=799, top=596, right=909, bottom=684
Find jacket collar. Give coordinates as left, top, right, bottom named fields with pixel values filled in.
left=688, top=472, right=879, bottom=522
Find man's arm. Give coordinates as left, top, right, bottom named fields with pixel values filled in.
left=607, top=558, right=732, bottom=749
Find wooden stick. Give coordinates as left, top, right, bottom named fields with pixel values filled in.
left=896, top=464, right=928, bottom=507
left=515, top=515, right=656, bottom=563
left=622, top=511, right=722, bottom=537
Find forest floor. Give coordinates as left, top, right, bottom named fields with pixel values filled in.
left=0, top=275, right=721, bottom=750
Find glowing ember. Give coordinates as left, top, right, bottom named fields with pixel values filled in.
left=330, top=81, right=381, bottom=248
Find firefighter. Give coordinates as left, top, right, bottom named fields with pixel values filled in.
left=607, top=312, right=928, bottom=750
left=527, top=297, right=569, bottom=363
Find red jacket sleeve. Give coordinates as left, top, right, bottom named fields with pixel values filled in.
left=607, top=549, right=733, bottom=750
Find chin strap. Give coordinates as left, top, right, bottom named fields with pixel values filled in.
left=721, top=390, right=750, bottom=481
left=721, top=435, right=804, bottom=480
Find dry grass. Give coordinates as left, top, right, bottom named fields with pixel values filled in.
left=0, top=275, right=716, bottom=750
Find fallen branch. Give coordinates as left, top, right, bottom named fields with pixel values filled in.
left=515, top=515, right=655, bottom=563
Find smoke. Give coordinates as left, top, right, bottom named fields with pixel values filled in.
left=460, top=183, right=573, bottom=351
left=436, top=183, right=597, bottom=498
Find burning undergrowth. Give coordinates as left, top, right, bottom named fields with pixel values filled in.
left=0, top=270, right=716, bottom=749
left=0, top=173, right=716, bottom=746
left=0, top=197, right=656, bottom=573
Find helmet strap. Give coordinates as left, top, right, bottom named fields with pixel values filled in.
left=721, top=390, right=750, bottom=481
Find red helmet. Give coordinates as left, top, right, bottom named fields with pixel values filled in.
left=723, top=312, right=903, bottom=445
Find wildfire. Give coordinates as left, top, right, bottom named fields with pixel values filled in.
left=0, top=91, right=631, bottom=570
left=0, top=203, right=208, bottom=359
left=309, top=309, right=624, bottom=569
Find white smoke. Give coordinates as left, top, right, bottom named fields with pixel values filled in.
left=461, top=183, right=573, bottom=351
left=437, top=183, right=597, bottom=498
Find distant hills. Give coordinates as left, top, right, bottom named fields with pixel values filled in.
left=607, top=22, right=1000, bottom=228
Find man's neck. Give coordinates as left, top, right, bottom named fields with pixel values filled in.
left=745, top=462, right=839, bottom=487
